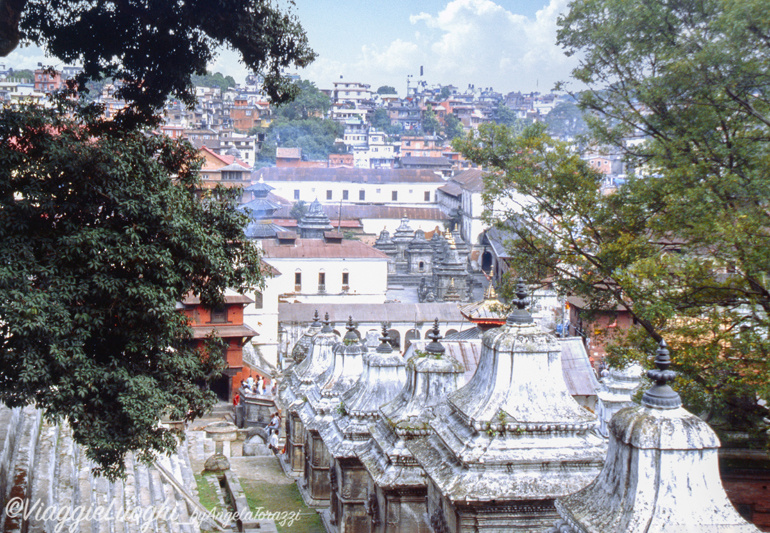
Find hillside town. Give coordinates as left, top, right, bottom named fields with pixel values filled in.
left=1, top=15, right=769, bottom=530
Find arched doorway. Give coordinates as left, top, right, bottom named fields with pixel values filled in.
left=404, top=329, right=421, bottom=351
left=481, top=250, right=493, bottom=274
left=387, top=329, right=401, bottom=351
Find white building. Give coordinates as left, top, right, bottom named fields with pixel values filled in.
left=254, top=167, right=445, bottom=207
left=260, top=233, right=389, bottom=305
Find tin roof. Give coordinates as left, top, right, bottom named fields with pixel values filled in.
left=262, top=238, right=389, bottom=259
left=254, top=167, right=446, bottom=184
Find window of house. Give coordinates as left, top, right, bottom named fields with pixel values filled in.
left=254, top=291, right=263, bottom=309
left=326, top=190, right=332, bottom=200
left=376, top=188, right=381, bottom=194
left=392, top=190, right=398, bottom=201
left=295, top=271, right=302, bottom=292
left=209, top=305, right=228, bottom=323
left=359, top=190, right=365, bottom=201
left=342, top=271, right=349, bottom=289
left=318, top=272, right=326, bottom=292
left=424, top=191, right=431, bottom=201
left=294, top=189, right=300, bottom=200
left=343, top=190, right=349, bottom=200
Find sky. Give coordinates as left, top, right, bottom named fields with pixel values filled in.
left=4, top=0, right=579, bottom=97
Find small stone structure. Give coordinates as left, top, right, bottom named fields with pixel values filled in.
left=280, top=312, right=339, bottom=477
left=374, top=218, right=475, bottom=302
left=595, top=362, right=644, bottom=438
left=299, top=317, right=366, bottom=506
left=319, top=324, right=407, bottom=532
left=358, top=319, right=465, bottom=533
left=409, top=280, right=605, bottom=532
left=549, top=341, right=760, bottom=532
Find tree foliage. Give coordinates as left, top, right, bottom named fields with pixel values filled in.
left=272, top=79, right=330, bottom=121
left=17, top=0, right=315, bottom=125
left=444, top=113, right=465, bottom=141
left=190, top=71, right=237, bottom=92
left=259, top=117, right=343, bottom=163
left=422, top=104, right=440, bottom=135
left=458, top=0, right=770, bottom=439
left=544, top=100, right=588, bottom=139
left=377, top=85, right=397, bottom=95
left=0, top=101, right=264, bottom=478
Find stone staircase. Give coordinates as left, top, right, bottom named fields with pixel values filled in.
left=0, top=405, right=204, bottom=533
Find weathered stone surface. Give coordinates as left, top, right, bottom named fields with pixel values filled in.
left=409, top=293, right=605, bottom=532
left=204, top=453, right=231, bottom=472
left=243, top=436, right=271, bottom=457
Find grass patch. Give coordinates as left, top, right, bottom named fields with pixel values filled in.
left=194, top=473, right=222, bottom=512
left=240, top=479, right=324, bottom=533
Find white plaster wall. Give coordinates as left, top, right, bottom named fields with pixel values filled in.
left=263, top=257, right=388, bottom=304
left=265, top=180, right=442, bottom=206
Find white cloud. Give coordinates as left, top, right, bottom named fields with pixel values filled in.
left=312, top=0, right=577, bottom=94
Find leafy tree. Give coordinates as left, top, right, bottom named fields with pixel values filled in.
left=7, top=68, right=33, bottom=80
left=444, top=113, right=465, bottom=141
left=190, top=71, right=237, bottom=92
left=0, top=101, right=263, bottom=478
left=13, top=0, right=315, bottom=125
left=289, top=200, right=308, bottom=221
left=459, top=0, right=770, bottom=440
left=273, top=79, right=330, bottom=121
left=377, top=85, right=397, bottom=95
left=0, top=0, right=313, bottom=477
left=422, top=104, right=440, bottom=135
left=370, top=107, right=391, bottom=130
left=544, top=101, right=587, bottom=139
left=259, top=117, right=343, bottom=162
left=493, top=101, right=527, bottom=134
left=440, top=86, right=453, bottom=100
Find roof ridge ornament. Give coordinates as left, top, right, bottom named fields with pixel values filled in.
left=424, top=318, right=446, bottom=356
left=344, top=316, right=358, bottom=342
left=321, top=312, right=333, bottom=333
left=377, top=323, right=393, bottom=353
left=311, top=309, right=321, bottom=327
left=641, top=339, right=682, bottom=409
left=506, top=278, right=533, bottom=324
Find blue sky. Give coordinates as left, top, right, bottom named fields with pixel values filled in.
left=5, top=0, right=577, bottom=96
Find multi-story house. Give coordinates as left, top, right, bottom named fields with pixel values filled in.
left=34, top=68, right=63, bottom=93
left=332, top=81, right=372, bottom=106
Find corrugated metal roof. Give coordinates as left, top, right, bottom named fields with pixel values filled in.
left=262, top=238, right=389, bottom=259
left=254, top=167, right=446, bottom=184
left=438, top=181, right=463, bottom=197
left=272, top=204, right=447, bottom=221
left=277, top=302, right=466, bottom=323
left=559, top=337, right=601, bottom=396
left=452, top=169, right=486, bottom=192
left=401, top=156, right=452, bottom=167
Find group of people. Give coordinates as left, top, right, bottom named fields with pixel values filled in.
left=266, top=411, right=281, bottom=453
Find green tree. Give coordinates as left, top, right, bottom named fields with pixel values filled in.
left=0, top=101, right=264, bottom=478
left=422, top=104, right=440, bottom=135
left=273, top=79, right=330, bottom=121
left=190, top=71, right=237, bottom=92
left=8, top=67, right=33, bottom=80
left=289, top=200, right=308, bottom=221
left=444, top=113, right=465, bottom=141
left=493, top=102, right=527, bottom=134
left=259, top=117, right=343, bottom=163
left=13, top=0, right=315, bottom=125
left=377, top=85, right=397, bottom=95
left=0, top=0, right=313, bottom=477
left=458, top=0, right=770, bottom=440
left=544, top=101, right=587, bottom=139
left=440, top=86, right=453, bottom=100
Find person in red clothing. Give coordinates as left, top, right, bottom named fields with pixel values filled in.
left=233, top=392, right=240, bottom=406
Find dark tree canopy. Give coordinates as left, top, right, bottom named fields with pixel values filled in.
left=16, top=0, right=315, bottom=125
left=376, top=85, right=397, bottom=95
left=0, top=101, right=264, bottom=478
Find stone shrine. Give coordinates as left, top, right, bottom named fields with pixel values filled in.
left=300, top=317, right=367, bottom=505
left=358, top=320, right=465, bottom=533
left=549, top=341, right=760, bottom=532
left=409, top=280, right=605, bottom=532
left=280, top=312, right=339, bottom=477
left=320, top=325, right=407, bottom=533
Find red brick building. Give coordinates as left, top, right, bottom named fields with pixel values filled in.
left=180, top=290, right=258, bottom=401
